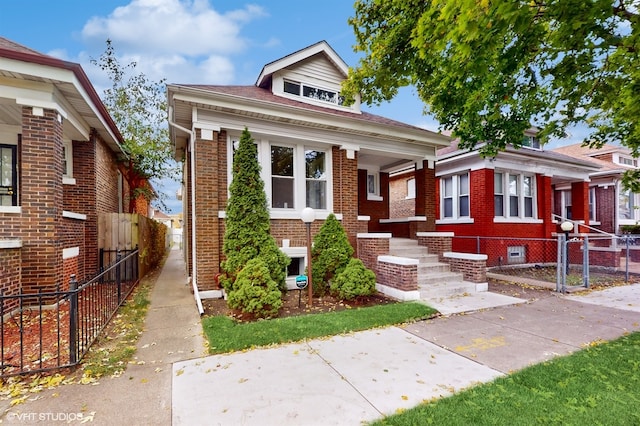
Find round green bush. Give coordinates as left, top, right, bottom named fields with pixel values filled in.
left=311, top=214, right=354, bottom=296
left=226, top=258, right=282, bottom=319
left=330, top=258, right=377, bottom=301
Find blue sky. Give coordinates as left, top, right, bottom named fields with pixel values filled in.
left=0, top=0, right=585, bottom=213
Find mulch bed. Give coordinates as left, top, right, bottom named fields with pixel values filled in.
left=202, top=290, right=397, bottom=320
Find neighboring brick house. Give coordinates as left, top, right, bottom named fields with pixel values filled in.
left=167, top=41, right=451, bottom=295
left=552, top=143, right=640, bottom=235
left=0, top=37, right=133, bottom=297
left=433, top=135, right=601, bottom=266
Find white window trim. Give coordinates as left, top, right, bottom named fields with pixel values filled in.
left=406, top=178, right=416, bottom=200
left=440, top=172, right=470, bottom=220
left=63, top=140, right=73, bottom=178
left=494, top=171, right=537, bottom=221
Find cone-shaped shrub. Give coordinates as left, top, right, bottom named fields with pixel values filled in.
left=330, top=258, right=376, bottom=301
left=310, top=213, right=354, bottom=296
left=221, top=127, right=290, bottom=294
left=226, top=258, right=282, bottom=319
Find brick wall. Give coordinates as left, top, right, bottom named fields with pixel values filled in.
left=376, top=256, right=418, bottom=291
left=357, top=169, right=389, bottom=233
left=62, top=218, right=86, bottom=280
left=193, top=129, right=224, bottom=290
left=415, top=161, right=436, bottom=231
left=0, top=248, right=22, bottom=299
left=443, top=252, right=487, bottom=283
left=20, top=107, right=63, bottom=294
left=333, top=147, right=359, bottom=252
left=62, top=256, right=79, bottom=291
left=357, top=234, right=391, bottom=276
left=389, top=172, right=416, bottom=218
left=417, top=232, right=453, bottom=261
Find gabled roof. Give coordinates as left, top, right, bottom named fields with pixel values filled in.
left=0, top=37, right=125, bottom=155
left=255, top=41, right=348, bottom=88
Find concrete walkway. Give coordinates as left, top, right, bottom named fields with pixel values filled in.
left=4, top=248, right=640, bottom=425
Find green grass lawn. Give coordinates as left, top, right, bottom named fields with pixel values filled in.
left=372, top=331, right=640, bottom=425
left=201, top=302, right=436, bottom=354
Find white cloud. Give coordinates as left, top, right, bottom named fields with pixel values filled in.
left=79, top=0, right=266, bottom=84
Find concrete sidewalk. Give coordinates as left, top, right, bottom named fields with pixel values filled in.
left=172, top=286, right=640, bottom=425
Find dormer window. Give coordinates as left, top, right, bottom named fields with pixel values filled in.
left=283, top=79, right=344, bottom=106
left=522, top=135, right=541, bottom=150
left=618, top=156, right=637, bottom=167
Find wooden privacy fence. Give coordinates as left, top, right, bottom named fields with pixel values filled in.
left=98, top=213, right=167, bottom=279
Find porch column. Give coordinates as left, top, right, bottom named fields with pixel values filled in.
left=334, top=147, right=359, bottom=253
left=571, top=181, right=590, bottom=231
left=20, top=106, right=64, bottom=294
left=414, top=160, right=436, bottom=232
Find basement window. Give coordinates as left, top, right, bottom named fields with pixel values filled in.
left=507, top=246, right=526, bottom=264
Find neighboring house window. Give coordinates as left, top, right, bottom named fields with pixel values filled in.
left=305, top=150, right=326, bottom=209
left=521, top=135, right=541, bottom=149
left=619, top=189, right=637, bottom=220
left=618, top=156, right=637, bottom=167
left=283, top=79, right=344, bottom=106
left=406, top=178, right=416, bottom=199
left=561, top=190, right=572, bottom=220
left=441, top=173, right=469, bottom=219
left=62, top=140, right=73, bottom=177
left=0, top=144, right=17, bottom=206
left=271, top=145, right=295, bottom=209
left=494, top=171, right=536, bottom=219
left=589, top=187, right=596, bottom=222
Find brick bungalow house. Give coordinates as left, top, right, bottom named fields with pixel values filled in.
left=432, top=135, right=601, bottom=266
left=167, top=41, right=451, bottom=299
left=552, top=143, right=640, bottom=235
left=0, top=37, right=134, bottom=297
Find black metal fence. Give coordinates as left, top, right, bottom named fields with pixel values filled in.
left=1, top=248, right=139, bottom=378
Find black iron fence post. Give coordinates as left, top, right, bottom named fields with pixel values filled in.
left=69, top=275, right=78, bottom=365
left=116, top=249, right=122, bottom=303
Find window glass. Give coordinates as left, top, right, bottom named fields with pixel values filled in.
left=494, top=172, right=504, bottom=217
left=523, top=176, right=533, bottom=217
left=407, top=178, right=416, bottom=199
left=305, top=150, right=326, bottom=209
left=458, top=174, right=469, bottom=216
left=284, top=80, right=300, bottom=95
left=0, top=144, right=17, bottom=206
left=509, top=175, right=519, bottom=216
left=271, top=146, right=294, bottom=208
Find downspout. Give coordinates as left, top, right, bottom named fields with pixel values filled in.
left=168, top=107, right=204, bottom=315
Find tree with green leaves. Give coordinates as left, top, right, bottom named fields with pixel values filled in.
left=221, top=128, right=290, bottom=293
left=343, top=1, right=640, bottom=189
left=91, top=39, right=176, bottom=209
left=310, top=213, right=354, bottom=296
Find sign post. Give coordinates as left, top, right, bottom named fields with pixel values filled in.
left=295, top=275, right=308, bottom=308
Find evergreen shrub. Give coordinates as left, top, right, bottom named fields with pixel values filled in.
left=330, top=258, right=377, bottom=301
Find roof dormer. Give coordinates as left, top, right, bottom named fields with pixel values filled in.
left=255, top=41, right=361, bottom=114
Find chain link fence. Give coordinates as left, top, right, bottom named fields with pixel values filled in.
left=452, top=235, right=640, bottom=292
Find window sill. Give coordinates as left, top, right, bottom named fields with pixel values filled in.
left=436, top=218, right=474, bottom=225
left=218, top=210, right=342, bottom=221
left=367, top=194, right=383, bottom=202
left=0, top=206, right=21, bottom=214
left=493, top=217, right=543, bottom=224
left=0, top=239, right=22, bottom=249
left=63, top=177, right=76, bottom=185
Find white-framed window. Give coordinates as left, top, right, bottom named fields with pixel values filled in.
left=367, top=173, right=377, bottom=195
left=441, top=172, right=469, bottom=219
left=494, top=171, right=536, bottom=219
left=406, top=178, right=416, bottom=199
left=560, top=190, right=572, bottom=220
left=228, top=136, right=331, bottom=214
left=521, top=135, right=541, bottom=150
left=283, top=79, right=345, bottom=106
left=589, top=187, right=596, bottom=222
left=62, top=140, right=73, bottom=178
left=0, top=143, right=17, bottom=207
left=619, top=188, right=638, bottom=220
left=618, top=156, right=637, bottom=167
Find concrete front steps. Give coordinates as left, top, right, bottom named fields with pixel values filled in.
left=387, top=238, right=524, bottom=315
left=388, top=238, right=487, bottom=300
